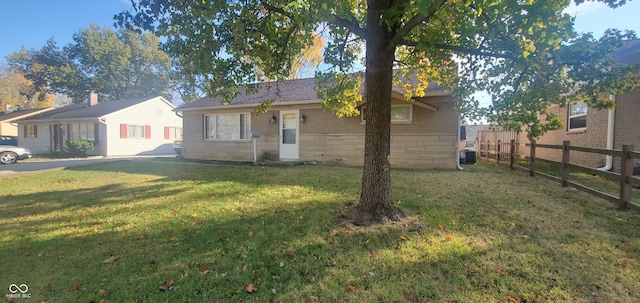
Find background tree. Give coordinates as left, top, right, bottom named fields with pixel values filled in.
left=0, top=64, right=54, bottom=109
left=117, top=0, right=638, bottom=224
left=7, top=25, right=173, bottom=103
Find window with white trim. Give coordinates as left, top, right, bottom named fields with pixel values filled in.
left=128, top=125, right=146, bottom=138
left=71, top=123, right=95, bottom=141
left=25, top=125, right=37, bottom=138
left=204, top=113, right=250, bottom=140
left=568, top=101, right=587, bottom=131
left=361, top=104, right=413, bottom=124
left=165, top=127, right=182, bottom=139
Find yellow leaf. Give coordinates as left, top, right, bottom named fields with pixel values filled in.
left=438, top=223, right=445, bottom=230
left=347, top=284, right=356, bottom=292
left=400, top=236, right=408, bottom=241
left=279, top=261, right=285, bottom=267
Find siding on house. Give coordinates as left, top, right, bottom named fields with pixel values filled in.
left=16, top=96, right=182, bottom=156
left=102, top=98, right=182, bottom=156
left=182, top=97, right=459, bottom=169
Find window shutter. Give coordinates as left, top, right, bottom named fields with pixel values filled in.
left=94, top=123, right=99, bottom=141
left=145, top=125, right=151, bottom=139
left=34, top=125, right=38, bottom=138
left=66, top=124, right=71, bottom=141
left=23, top=125, right=27, bottom=138
left=120, top=124, right=128, bottom=138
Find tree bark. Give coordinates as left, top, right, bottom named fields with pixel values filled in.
left=356, top=0, right=403, bottom=223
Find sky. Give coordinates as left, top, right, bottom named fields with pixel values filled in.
left=1, top=0, right=639, bottom=65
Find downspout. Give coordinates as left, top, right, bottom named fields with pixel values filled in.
left=597, top=94, right=615, bottom=171
left=456, top=113, right=464, bottom=171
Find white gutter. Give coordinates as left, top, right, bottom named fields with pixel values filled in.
left=597, top=94, right=616, bottom=171
left=456, top=113, right=464, bottom=171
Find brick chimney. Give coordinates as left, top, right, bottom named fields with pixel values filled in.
left=89, top=92, right=98, bottom=106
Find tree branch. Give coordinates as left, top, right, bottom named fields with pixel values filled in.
left=331, top=15, right=368, bottom=40
left=399, top=40, right=519, bottom=61
left=387, top=0, right=448, bottom=51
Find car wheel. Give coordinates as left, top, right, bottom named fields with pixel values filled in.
left=0, top=151, right=18, bottom=164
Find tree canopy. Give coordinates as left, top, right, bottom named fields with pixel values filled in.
left=6, top=25, right=173, bottom=103
left=117, top=0, right=639, bottom=223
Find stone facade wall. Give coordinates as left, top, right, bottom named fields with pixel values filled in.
left=181, top=96, right=459, bottom=169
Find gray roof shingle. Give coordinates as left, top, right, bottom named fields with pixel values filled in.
left=21, top=97, right=166, bottom=121
left=180, top=76, right=447, bottom=110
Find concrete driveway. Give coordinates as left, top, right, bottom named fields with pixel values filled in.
left=0, top=155, right=175, bottom=177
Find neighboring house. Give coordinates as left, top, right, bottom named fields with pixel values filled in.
left=515, top=39, right=640, bottom=172
left=17, top=94, right=183, bottom=156
left=464, top=124, right=489, bottom=150
left=0, top=106, right=54, bottom=137
left=177, top=77, right=462, bottom=169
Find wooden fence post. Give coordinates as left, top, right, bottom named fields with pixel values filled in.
left=510, top=139, right=515, bottom=169
left=529, top=140, right=536, bottom=177
left=619, top=144, right=634, bottom=210
left=561, top=140, right=570, bottom=187
left=497, top=140, right=501, bottom=163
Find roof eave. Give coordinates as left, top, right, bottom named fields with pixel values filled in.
left=178, top=99, right=323, bottom=112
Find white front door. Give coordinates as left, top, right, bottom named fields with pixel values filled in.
left=279, top=110, right=299, bottom=160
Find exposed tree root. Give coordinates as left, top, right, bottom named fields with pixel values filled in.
left=335, top=201, right=411, bottom=227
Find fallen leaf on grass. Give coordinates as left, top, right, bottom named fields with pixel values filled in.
left=245, top=283, right=257, bottom=293
left=103, top=255, right=118, bottom=264
left=497, top=267, right=506, bottom=276
left=507, top=295, right=518, bottom=302
left=400, top=236, right=408, bottom=241
left=438, top=223, right=445, bottom=230
left=402, top=291, right=412, bottom=299
left=445, top=236, right=452, bottom=241
left=459, top=285, right=466, bottom=292
left=347, top=285, right=356, bottom=292
left=98, top=289, right=108, bottom=297
left=279, top=261, right=285, bottom=267
left=158, top=279, right=174, bottom=291
left=189, top=247, right=196, bottom=253
left=69, top=281, right=78, bottom=292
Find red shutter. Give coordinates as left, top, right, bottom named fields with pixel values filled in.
left=120, top=124, right=128, bottom=138
left=23, top=125, right=27, bottom=138
left=164, top=127, right=170, bottom=139
left=145, top=125, right=151, bottom=139
left=34, top=125, right=37, bottom=138
left=94, top=123, right=99, bottom=142
left=66, top=124, right=71, bottom=141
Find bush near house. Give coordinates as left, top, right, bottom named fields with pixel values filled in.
left=65, top=140, right=95, bottom=157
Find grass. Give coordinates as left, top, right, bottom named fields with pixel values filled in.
left=1, top=159, right=639, bottom=302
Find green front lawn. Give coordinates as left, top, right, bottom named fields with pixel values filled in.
left=1, top=160, right=639, bottom=302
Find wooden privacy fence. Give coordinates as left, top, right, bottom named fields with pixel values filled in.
left=481, top=139, right=640, bottom=212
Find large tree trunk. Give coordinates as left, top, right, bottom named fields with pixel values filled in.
left=356, top=0, right=403, bottom=223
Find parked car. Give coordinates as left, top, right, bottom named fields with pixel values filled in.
left=0, top=135, right=18, bottom=146
left=0, top=145, right=32, bottom=164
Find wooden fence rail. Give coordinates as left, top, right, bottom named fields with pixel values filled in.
left=478, top=139, right=639, bottom=212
